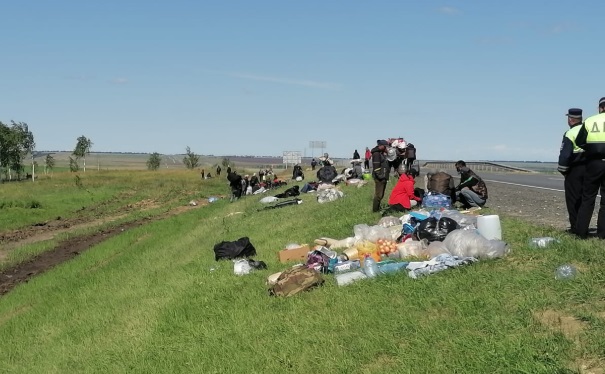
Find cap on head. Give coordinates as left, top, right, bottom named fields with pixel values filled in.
left=377, top=139, right=389, bottom=146
left=566, top=108, right=583, bottom=119
left=599, top=97, right=605, bottom=107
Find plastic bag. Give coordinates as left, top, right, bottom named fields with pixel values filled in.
left=233, top=259, right=252, bottom=275
left=427, top=240, right=450, bottom=258
left=378, top=216, right=401, bottom=228
left=366, top=225, right=393, bottom=242
left=413, top=217, right=459, bottom=242
left=439, top=210, right=477, bottom=229
left=259, top=196, right=279, bottom=204
left=422, top=192, right=452, bottom=209
left=396, top=239, right=429, bottom=259
left=317, top=188, right=344, bottom=204
left=442, top=229, right=509, bottom=259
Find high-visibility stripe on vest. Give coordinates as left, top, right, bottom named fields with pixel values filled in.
left=565, top=125, right=584, bottom=154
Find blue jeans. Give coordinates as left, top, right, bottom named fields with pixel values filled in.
left=457, top=188, right=486, bottom=208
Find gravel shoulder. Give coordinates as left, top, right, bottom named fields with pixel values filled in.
left=484, top=182, right=599, bottom=231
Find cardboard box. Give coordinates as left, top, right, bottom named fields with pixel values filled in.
left=278, top=245, right=311, bottom=263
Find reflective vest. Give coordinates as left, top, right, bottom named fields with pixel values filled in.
left=584, top=113, right=605, bottom=144
left=565, top=125, right=584, bottom=154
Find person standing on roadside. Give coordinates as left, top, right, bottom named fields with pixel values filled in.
left=216, top=165, right=221, bottom=176
left=574, top=97, right=605, bottom=239
left=557, top=108, right=586, bottom=234
left=353, top=149, right=360, bottom=160
left=364, top=147, right=371, bottom=170
left=371, top=140, right=390, bottom=212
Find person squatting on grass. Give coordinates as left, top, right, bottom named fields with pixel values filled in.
left=454, top=160, right=488, bottom=209
left=382, top=167, right=422, bottom=216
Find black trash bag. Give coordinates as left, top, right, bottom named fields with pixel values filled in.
left=413, top=217, right=460, bottom=242
left=263, top=198, right=302, bottom=210
left=274, top=185, right=300, bottom=199
left=247, top=259, right=267, bottom=270
left=213, top=237, right=257, bottom=261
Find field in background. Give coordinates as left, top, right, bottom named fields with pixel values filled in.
left=33, top=152, right=558, bottom=173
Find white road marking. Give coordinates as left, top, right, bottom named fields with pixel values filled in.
left=548, top=177, right=564, bottom=181
left=484, top=179, right=601, bottom=198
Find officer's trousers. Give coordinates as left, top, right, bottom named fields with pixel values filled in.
left=575, top=159, right=605, bottom=238
left=564, top=164, right=586, bottom=233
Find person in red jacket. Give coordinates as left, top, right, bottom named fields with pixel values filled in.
left=384, top=168, right=421, bottom=215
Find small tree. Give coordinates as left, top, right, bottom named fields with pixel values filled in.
left=69, top=156, right=79, bottom=172
left=147, top=152, right=162, bottom=171
left=182, top=146, right=199, bottom=170
left=73, top=135, right=93, bottom=172
left=45, top=154, right=55, bottom=175
left=221, top=157, right=230, bottom=168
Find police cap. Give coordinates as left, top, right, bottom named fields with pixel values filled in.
left=599, top=97, right=605, bottom=106
left=565, top=108, right=582, bottom=119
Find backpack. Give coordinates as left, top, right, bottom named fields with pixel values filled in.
left=268, top=266, right=324, bottom=297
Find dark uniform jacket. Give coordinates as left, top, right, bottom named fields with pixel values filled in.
left=371, top=146, right=390, bottom=181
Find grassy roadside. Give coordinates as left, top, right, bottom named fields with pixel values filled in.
left=1, top=173, right=604, bottom=373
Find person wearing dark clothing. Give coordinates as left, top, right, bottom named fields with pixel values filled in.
left=292, top=164, right=304, bottom=180
left=364, top=147, right=371, bottom=170
left=454, top=161, right=488, bottom=209
left=574, top=97, right=605, bottom=239
left=250, top=173, right=259, bottom=187
left=353, top=149, right=360, bottom=160
left=557, top=108, right=586, bottom=234
left=227, top=171, right=243, bottom=202
left=311, top=158, right=318, bottom=170
left=372, top=140, right=390, bottom=212
left=317, top=164, right=337, bottom=184
left=216, top=165, right=221, bottom=176
left=201, top=169, right=205, bottom=179
left=226, top=165, right=232, bottom=175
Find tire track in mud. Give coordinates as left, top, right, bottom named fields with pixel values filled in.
left=0, top=202, right=211, bottom=297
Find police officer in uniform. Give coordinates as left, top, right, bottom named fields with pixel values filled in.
left=557, top=108, right=585, bottom=234
left=574, top=97, right=605, bottom=239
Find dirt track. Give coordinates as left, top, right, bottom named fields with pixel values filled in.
left=0, top=201, right=206, bottom=296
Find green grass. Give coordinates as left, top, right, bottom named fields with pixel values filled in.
left=1, top=174, right=604, bottom=373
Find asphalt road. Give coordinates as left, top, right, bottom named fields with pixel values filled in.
left=474, top=172, right=565, bottom=192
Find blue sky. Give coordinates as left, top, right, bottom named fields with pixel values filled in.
left=2, top=0, right=604, bottom=161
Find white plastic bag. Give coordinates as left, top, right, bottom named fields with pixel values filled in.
left=259, top=196, right=279, bottom=204
left=443, top=229, right=509, bottom=259
left=233, top=259, right=252, bottom=276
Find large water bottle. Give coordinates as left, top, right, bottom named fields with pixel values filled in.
left=363, top=255, right=379, bottom=278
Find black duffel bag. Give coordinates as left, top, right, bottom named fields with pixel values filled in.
left=213, top=237, right=257, bottom=261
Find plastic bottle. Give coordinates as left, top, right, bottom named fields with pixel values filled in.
left=362, top=254, right=379, bottom=278
left=555, top=264, right=577, bottom=280
left=529, top=237, right=560, bottom=248
left=378, top=261, right=409, bottom=274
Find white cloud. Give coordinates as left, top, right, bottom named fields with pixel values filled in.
left=492, top=144, right=509, bottom=151
left=227, top=72, right=341, bottom=90
left=109, top=77, right=128, bottom=84
left=437, top=6, right=461, bottom=15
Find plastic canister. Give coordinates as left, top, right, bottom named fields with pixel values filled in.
left=476, top=215, right=502, bottom=240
